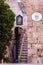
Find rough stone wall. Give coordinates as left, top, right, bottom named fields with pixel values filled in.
left=23, top=0, right=43, bottom=63
left=5, top=0, right=43, bottom=63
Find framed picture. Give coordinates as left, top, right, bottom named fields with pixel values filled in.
left=16, top=15, right=23, bottom=25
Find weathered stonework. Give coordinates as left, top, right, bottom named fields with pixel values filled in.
left=5, top=0, right=43, bottom=63
left=23, top=0, right=43, bottom=63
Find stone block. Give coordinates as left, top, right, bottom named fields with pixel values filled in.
left=33, top=32, right=40, bottom=38
left=27, top=37, right=37, bottom=43
left=28, top=21, right=33, bottom=27
left=28, top=49, right=37, bottom=56
left=27, top=32, right=33, bottom=38
left=36, top=26, right=43, bottom=32
left=33, top=21, right=42, bottom=27
left=32, top=44, right=42, bottom=49
left=32, top=57, right=42, bottom=63
left=32, top=26, right=36, bottom=33
left=28, top=44, right=31, bottom=49
left=38, top=36, right=43, bottom=43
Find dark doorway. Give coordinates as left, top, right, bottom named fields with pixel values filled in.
left=9, top=27, right=23, bottom=63
left=14, top=27, right=23, bottom=63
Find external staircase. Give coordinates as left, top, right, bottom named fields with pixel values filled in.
left=18, top=32, right=28, bottom=63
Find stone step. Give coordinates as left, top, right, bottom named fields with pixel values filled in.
left=19, top=33, right=28, bottom=63
left=20, top=59, right=28, bottom=62
left=23, top=40, right=27, bottom=41
left=20, top=58, right=27, bottom=60
left=20, top=57, right=27, bottom=59
left=21, top=53, right=27, bottom=56
left=22, top=45, right=27, bottom=46
left=22, top=51, right=27, bottom=53
left=23, top=44, right=27, bottom=46
left=23, top=42, right=27, bottom=43
left=22, top=47, right=27, bottom=49
left=22, top=49, right=27, bottom=51
left=21, top=55, right=27, bottom=58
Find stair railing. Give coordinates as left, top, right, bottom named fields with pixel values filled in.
left=18, top=33, right=25, bottom=62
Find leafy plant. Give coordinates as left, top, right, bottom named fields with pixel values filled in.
left=0, top=0, right=15, bottom=62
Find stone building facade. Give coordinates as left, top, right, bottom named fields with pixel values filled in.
left=22, top=0, right=43, bottom=63
left=5, top=0, right=43, bottom=63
